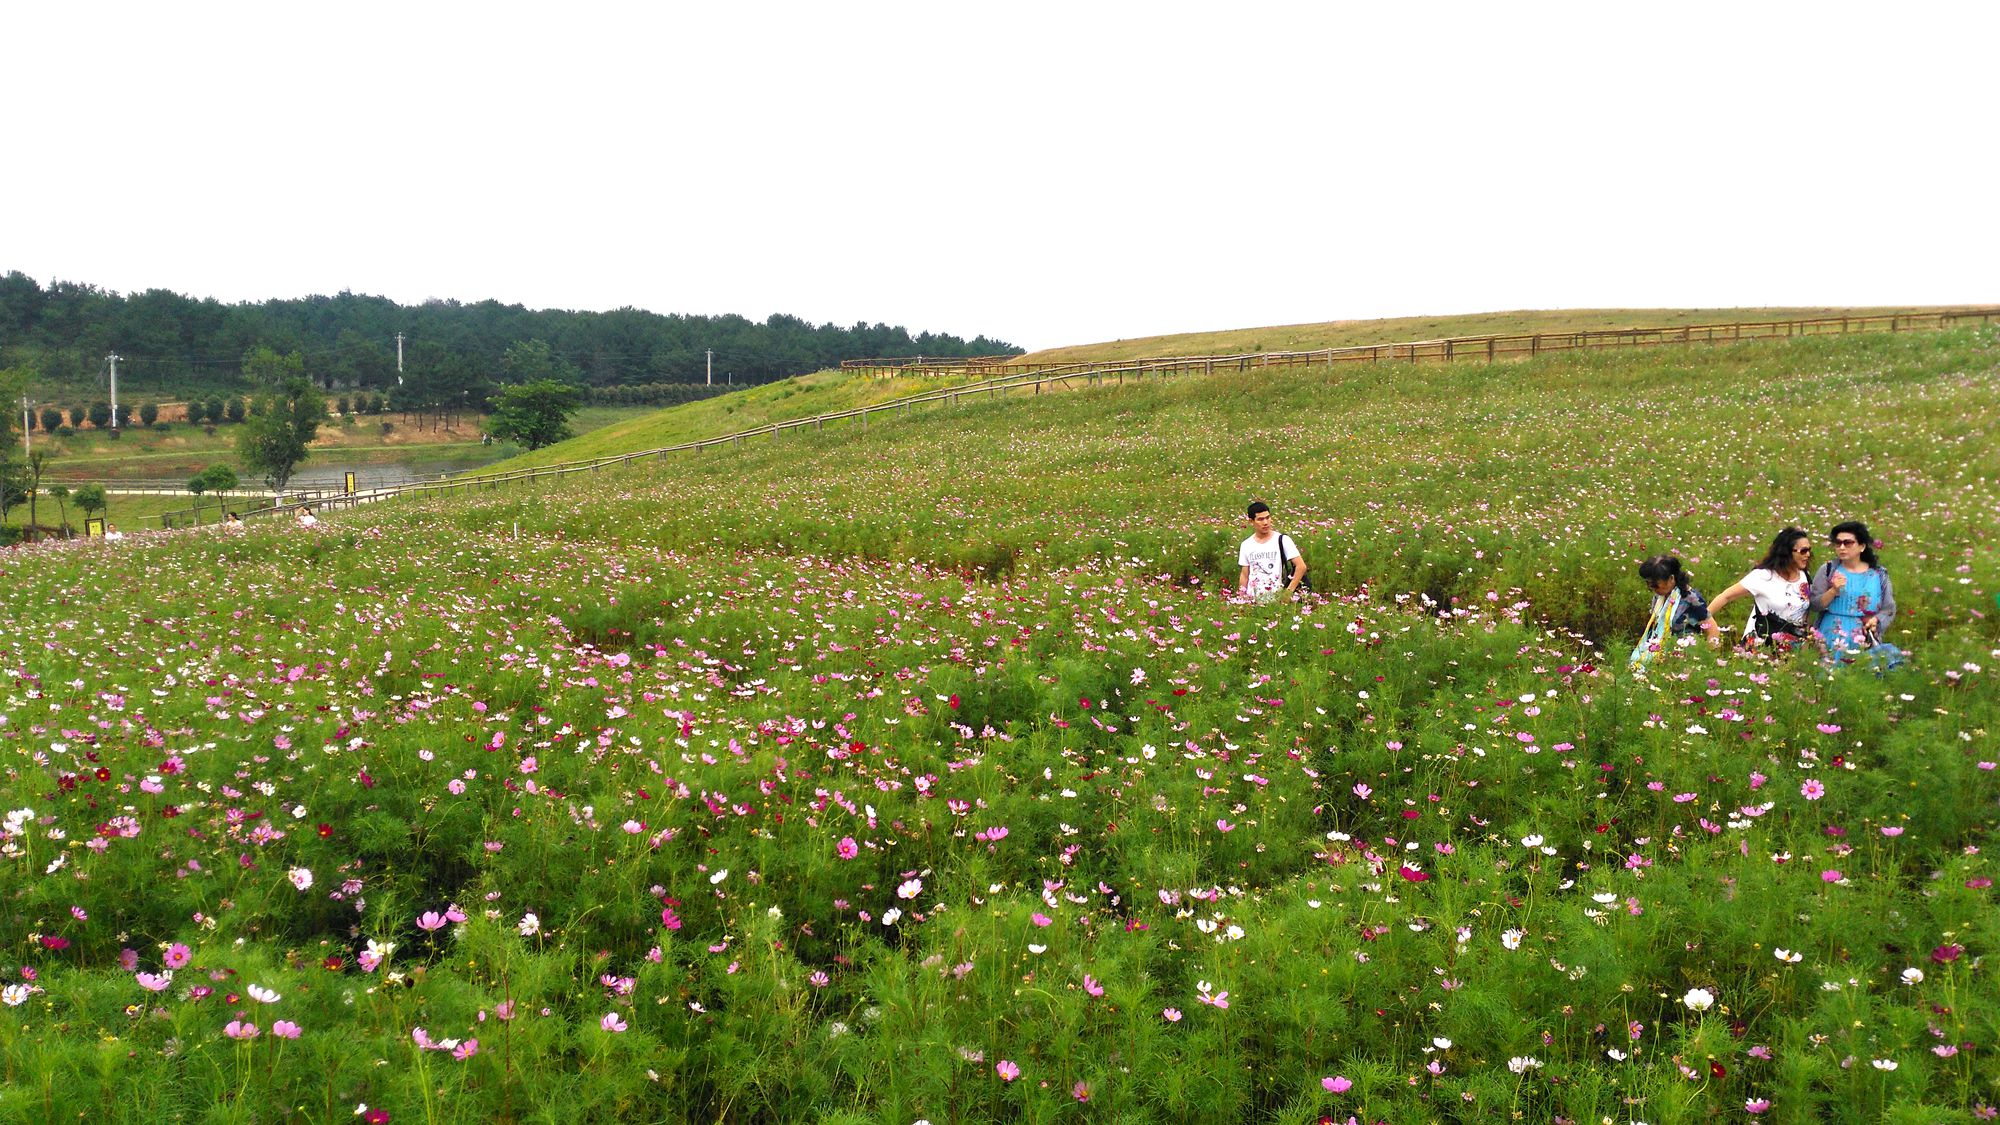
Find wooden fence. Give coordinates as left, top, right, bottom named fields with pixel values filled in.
left=159, top=306, right=1998, bottom=529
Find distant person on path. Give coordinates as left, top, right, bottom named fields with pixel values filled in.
left=1706, top=527, right=1820, bottom=654
left=224, top=512, right=245, bottom=532
left=1810, top=520, right=1903, bottom=669
left=1630, top=554, right=1719, bottom=666
left=296, top=506, right=319, bottom=529
left=1237, top=500, right=1306, bottom=603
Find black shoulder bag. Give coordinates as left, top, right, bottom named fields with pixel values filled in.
left=1276, top=534, right=1314, bottom=596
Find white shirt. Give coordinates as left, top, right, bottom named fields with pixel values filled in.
left=1739, top=567, right=1811, bottom=626
left=1239, top=533, right=1301, bottom=599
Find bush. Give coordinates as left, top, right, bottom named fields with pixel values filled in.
left=139, top=402, right=160, bottom=427
left=225, top=398, right=246, bottom=424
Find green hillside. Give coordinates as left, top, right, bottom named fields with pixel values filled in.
left=1017, top=304, right=1970, bottom=364
left=4, top=327, right=1997, bottom=1122
left=480, top=306, right=1979, bottom=475
left=471, top=366, right=996, bottom=473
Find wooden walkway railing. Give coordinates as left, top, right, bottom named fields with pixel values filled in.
left=196, top=306, right=1998, bottom=527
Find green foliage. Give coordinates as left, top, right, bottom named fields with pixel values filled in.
left=486, top=379, right=581, bottom=451
left=72, top=481, right=106, bottom=517
left=501, top=338, right=583, bottom=386
left=242, top=345, right=305, bottom=388
left=0, top=328, right=1995, bottom=1123
left=235, top=376, right=325, bottom=490
left=223, top=396, right=245, bottom=423
left=137, top=401, right=158, bottom=427
left=87, top=401, right=110, bottom=428
left=40, top=406, right=63, bottom=432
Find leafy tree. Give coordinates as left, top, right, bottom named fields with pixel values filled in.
left=486, top=379, right=582, bottom=450
left=24, top=450, right=48, bottom=533
left=236, top=377, right=325, bottom=491
left=40, top=407, right=62, bottom=433
left=139, top=402, right=160, bottom=427
left=243, top=345, right=305, bottom=387
left=74, top=483, right=107, bottom=525
left=46, top=484, right=70, bottom=536
left=69, top=405, right=86, bottom=428
left=501, top=339, right=583, bottom=386
left=366, top=393, right=385, bottom=415
left=335, top=396, right=350, bottom=415
left=88, top=402, right=111, bottom=429
left=188, top=463, right=238, bottom=522
left=225, top=397, right=246, bottom=423
left=0, top=461, right=23, bottom=523
left=204, top=397, right=224, bottom=424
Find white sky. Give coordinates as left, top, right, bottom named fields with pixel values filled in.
left=4, top=2, right=1994, bottom=352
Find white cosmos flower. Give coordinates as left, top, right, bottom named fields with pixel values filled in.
left=1683, top=988, right=1715, bottom=1012
left=246, top=984, right=281, bottom=1004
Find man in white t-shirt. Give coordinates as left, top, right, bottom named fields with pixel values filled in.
left=1237, top=500, right=1306, bottom=602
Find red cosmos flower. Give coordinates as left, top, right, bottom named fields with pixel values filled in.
left=1078, top=697, right=1092, bottom=709
left=1933, top=944, right=1965, bottom=964
left=948, top=694, right=961, bottom=710
left=1397, top=865, right=1430, bottom=883
left=323, top=955, right=345, bottom=971
left=94, top=768, right=110, bottom=782
left=317, top=824, right=333, bottom=838
left=1709, top=1061, right=1726, bottom=1079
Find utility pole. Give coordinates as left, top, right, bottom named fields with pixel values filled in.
left=107, top=352, right=122, bottom=429
left=19, top=395, right=29, bottom=459
left=396, top=333, right=405, bottom=385
left=706, top=349, right=712, bottom=387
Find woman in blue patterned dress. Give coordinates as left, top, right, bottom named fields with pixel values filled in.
left=1809, top=520, right=1902, bottom=668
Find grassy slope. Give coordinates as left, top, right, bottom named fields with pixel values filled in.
left=1016, top=304, right=1970, bottom=364
left=4, top=329, right=1998, bottom=1121
left=479, top=307, right=1978, bottom=476
left=472, top=369, right=997, bottom=474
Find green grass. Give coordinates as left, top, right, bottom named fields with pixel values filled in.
left=1, top=328, right=1997, bottom=1123
left=1017, top=304, right=1975, bottom=364
left=471, top=369, right=1001, bottom=474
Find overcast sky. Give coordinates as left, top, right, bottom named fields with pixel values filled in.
left=5, top=2, right=1993, bottom=351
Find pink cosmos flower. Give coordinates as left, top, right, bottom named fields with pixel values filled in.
left=1031, top=913, right=1052, bottom=927
left=519, top=757, right=537, bottom=774
left=1082, top=973, right=1104, bottom=997
left=600, top=1012, right=627, bottom=1033
left=835, top=837, right=859, bottom=860
left=1323, top=1076, right=1353, bottom=1093
left=1800, top=780, right=1825, bottom=801
left=452, top=1039, right=479, bottom=1060
left=1162, top=1008, right=1183, bottom=1022
left=136, top=971, right=173, bottom=992
left=996, top=1060, right=1020, bottom=1081
left=164, top=943, right=191, bottom=969
left=416, top=912, right=448, bottom=932
left=1821, top=869, right=1844, bottom=883
left=1072, top=1080, right=1090, bottom=1102
left=1745, top=1098, right=1771, bottom=1113
left=224, top=1020, right=260, bottom=1040
left=271, top=1020, right=302, bottom=1039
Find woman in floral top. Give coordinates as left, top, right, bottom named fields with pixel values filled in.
left=1706, top=527, right=1819, bottom=654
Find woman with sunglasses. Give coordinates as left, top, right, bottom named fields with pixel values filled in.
left=1809, top=521, right=1902, bottom=666
left=1706, top=527, right=1820, bottom=653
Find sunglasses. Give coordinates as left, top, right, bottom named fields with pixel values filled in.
left=1831, top=537, right=1859, bottom=546
left=1792, top=546, right=1814, bottom=555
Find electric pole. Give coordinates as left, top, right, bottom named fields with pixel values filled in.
left=706, top=349, right=712, bottom=387
left=107, top=352, right=122, bottom=429
left=396, top=333, right=405, bottom=385
left=19, top=395, right=29, bottom=459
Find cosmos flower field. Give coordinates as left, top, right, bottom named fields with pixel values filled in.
left=3, top=329, right=1997, bottom=1123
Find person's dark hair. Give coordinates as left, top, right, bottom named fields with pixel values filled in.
left=1829, top=520, right=1879, bottom=568
left=1754, top=527, right=1812, bottom=575
left=1637, top=554, right=1690, bottom=597
left=1246, top=500, right=1270, bottom=519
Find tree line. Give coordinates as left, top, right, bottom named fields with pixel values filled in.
left=0, top=272, right=1022, bottom=397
